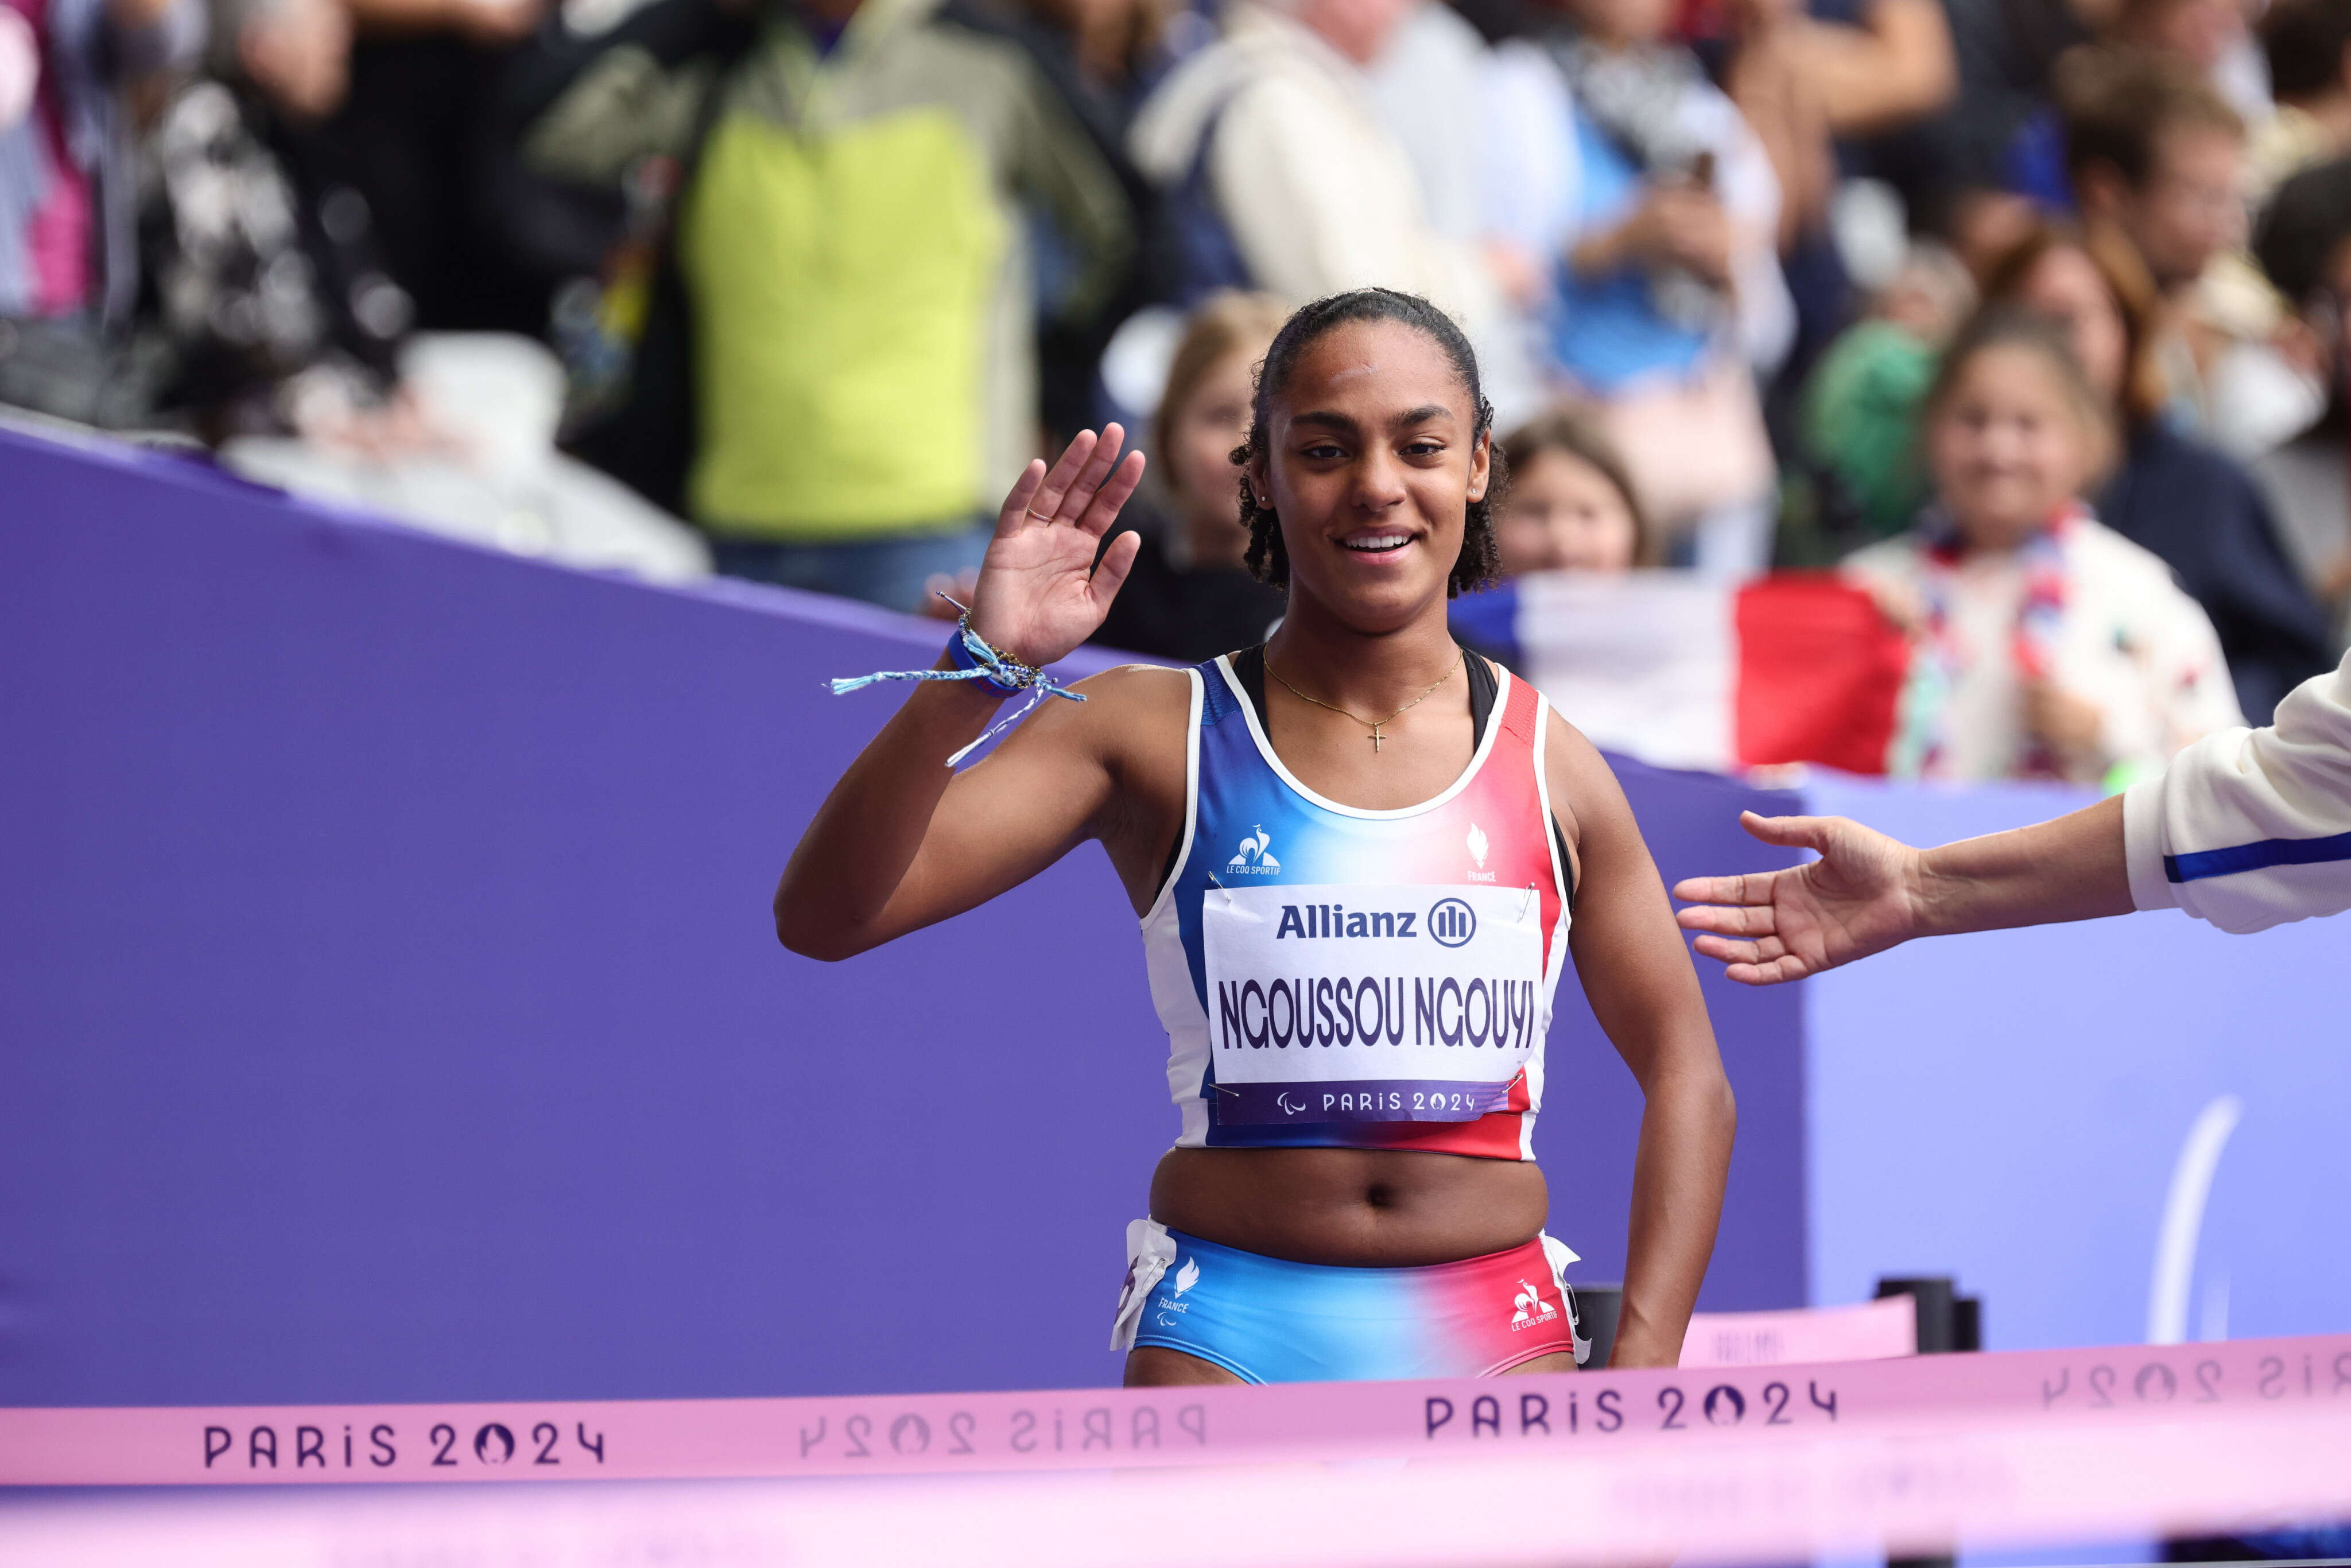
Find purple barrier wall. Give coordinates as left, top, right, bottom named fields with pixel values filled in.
left=0, top=426, right=1805, bottom=1407
left=1803, top=775, right=2351, bottom=1353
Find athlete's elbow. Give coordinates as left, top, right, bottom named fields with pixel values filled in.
left=773, top=895, right=868, bottom=962
left=778, top=920, right=851, bottom=961
left=776, top=917, right=875, bottom=962
left=1655, top=1057, right=1737, bottom=1139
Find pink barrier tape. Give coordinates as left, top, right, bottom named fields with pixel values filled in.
left=1678, top=1293, right=1917, bottom=1366
left=4, top=1329, right=2348, bottom=1488
left=5, top=1401, right=2350, bottom=1567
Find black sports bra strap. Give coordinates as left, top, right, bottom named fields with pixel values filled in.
left=1233, top=643, right=1270, bottom=732
left=1463, top=646, right=1498, bottom=745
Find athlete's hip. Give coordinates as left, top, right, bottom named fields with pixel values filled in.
left=1146, top=1144, right=1550, bottom=1267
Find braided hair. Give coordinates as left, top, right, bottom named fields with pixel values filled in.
left=1234, top=289, right=1505, bottom=598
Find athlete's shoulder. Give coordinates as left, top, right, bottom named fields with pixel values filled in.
left=1058, top=661, right=1198, bottom=753
left=1068, top=659, right=1199, bottom=709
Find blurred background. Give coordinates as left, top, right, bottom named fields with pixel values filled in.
left=1, top=0, right=2347, bottom=1447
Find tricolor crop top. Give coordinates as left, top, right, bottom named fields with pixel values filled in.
left=1138, top=650, right=1574, bottom=1161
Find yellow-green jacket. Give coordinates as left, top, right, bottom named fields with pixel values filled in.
left=526, top=0, right=1130, bottom=540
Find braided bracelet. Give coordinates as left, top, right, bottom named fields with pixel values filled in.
left=828, top=596, right=1085, bottom=767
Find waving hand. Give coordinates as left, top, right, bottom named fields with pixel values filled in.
left=968, top=426, right=1146, bottom=667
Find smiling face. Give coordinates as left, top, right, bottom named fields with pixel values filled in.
left=1248, top=319, right=1489, bottom=632
left=1927, top=343, right=2103, bottom=552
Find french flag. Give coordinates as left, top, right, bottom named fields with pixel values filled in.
left=1452, top=573, right=1910, bottom=775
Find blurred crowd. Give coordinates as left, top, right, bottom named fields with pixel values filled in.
left=5, top=0, right=2350, bottom=780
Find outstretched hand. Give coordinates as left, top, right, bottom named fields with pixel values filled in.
left=1670, top=812, right=1927, bottom=985
left=966, top=426, right=1146, bottom=669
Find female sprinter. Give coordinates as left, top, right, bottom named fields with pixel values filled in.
left=775, top=289, right=1733, bottom=1384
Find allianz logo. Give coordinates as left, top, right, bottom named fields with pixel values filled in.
left=1274, top=897, right=1477, bottom=947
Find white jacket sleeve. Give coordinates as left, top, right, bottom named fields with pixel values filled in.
left=2123, top=646, right=2351, bottom=932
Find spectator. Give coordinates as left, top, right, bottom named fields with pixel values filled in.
left=519, top=0, right=1132, bottom=612
left=139, top=0, right=706, bottom=581
left=1127, top=0, right=1530, bottom=420
left=1479, top=0, right=1792, bottom=575
left=318, top=0, right=549, bottom=337
left=145, top=0, right=407, bottom=442
left=1013, top=0, right=1184, bottom=96
left=1492, top=407, right=1654, bottom=575
left=1895, top=0, right=2097, bottom=228
left=1789, top=239, right=1974, bottom=558
left=1713, top=0, right=1956, bottom=377
left=2251, top=0, right=2351, bottom=192
left=1989, top=0, right=2265, bottom=193
left=1983, top=220, right=2333, bottom=721
left=939, top=0, right=1164, bottom=438
left=2064, top=46, right=2244, bottom=298
left=2109, top=0, right=2268, bottom=122
left=2057, top=42, right=2327, bottom=459
left=1366, top=0, right=1490, bottom=246
left=2249, top=154, right=2351, bottom=636
left=1091, top=288, right=1287, bottom=661
left=1844, top=307, right=2241, bottom=784
left=0, top=0, right=204, bottom=425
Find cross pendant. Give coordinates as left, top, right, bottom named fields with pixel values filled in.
left=1370, top=725, right=1385, bottom=753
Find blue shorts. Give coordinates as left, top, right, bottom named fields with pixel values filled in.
left=1112, top=1222, right=1587, bottom=1383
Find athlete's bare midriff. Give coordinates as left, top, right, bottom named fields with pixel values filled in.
left=1146, top=1145, right=1550, bottom=1267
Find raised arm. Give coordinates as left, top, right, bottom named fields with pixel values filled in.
left=1670, top=798, right=2131, bottom=984
left=773, top=429, right=1150, bottom=961
left=1551, top=724, right=1736, bottom=1369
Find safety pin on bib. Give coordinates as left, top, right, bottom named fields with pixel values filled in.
left=1520, top=882, right=1539, bottom=921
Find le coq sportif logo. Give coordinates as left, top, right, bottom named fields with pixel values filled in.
left=1227, top=826, right=1281, bottom=875
left=1511, top=1279, right=1558, bottom=1330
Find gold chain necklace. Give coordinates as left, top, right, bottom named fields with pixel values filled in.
left=1264, top=646, right=1464, bottom=754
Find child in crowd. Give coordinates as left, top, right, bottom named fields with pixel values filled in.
left=1844, top=308, right=2241, bottom=785
left=1450, top=409, right=1651, bottom=703
left=1493, top=410, right=1655, bottom=576
left=1088, top=291, right=1291, bottom=662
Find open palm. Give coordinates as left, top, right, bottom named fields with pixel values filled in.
left=967, top=425, right=1147, bottom=669
left=1671, top=813, right=1927, bottom=985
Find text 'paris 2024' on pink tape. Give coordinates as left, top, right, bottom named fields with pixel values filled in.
left=5, top=1299, right=2351, bottom=1489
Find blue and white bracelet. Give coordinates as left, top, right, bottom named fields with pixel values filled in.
left=828, top=596, right=1085, bottom=767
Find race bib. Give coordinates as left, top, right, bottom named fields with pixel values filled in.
left=1201, top=883, right=1545, bottom=1124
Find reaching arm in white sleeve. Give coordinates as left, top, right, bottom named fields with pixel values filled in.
left=2124, top=646, right=2351, bottom=933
